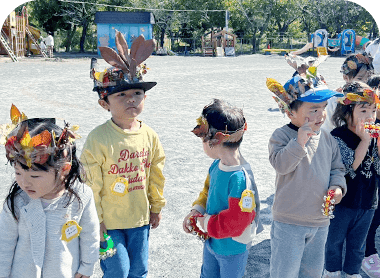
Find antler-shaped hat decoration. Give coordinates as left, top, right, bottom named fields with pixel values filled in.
left=91, top=30, right=157, bottom=98
left=267, top=55, right=343, bottom=114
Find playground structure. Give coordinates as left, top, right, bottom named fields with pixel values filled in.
left=290, top=28, right=371, bottom=57
left=201, top=29, right=237, bottom=57
left=0, top=6, right=47, bottom=62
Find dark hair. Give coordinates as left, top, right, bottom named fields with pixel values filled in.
left=341, top=54, right=373, bottom=80
left=202, top=99, right=246, bottom=149
left=5, top=119, right=84, bottom=221
left=332, top=82, right=374, bottom=127
left=367, top=75, right=380, bottom=89
left=289, top=100, right=304, bottom=113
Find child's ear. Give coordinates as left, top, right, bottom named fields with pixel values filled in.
left=98, top=99, right=110, bottom=111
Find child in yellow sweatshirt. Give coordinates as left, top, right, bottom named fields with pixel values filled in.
left=81, top=30, right=166, bottom=278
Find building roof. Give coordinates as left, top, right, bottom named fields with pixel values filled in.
left=95, top=12, right=155, bottom=24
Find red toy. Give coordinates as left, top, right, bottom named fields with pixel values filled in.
left=322, top=190, right=336, bottom=219
left=364, top=122, right=380, bottom=138
left=188, top=214, right=210, bottom=242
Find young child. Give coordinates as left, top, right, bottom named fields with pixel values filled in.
left=182, top=99, right=262, bottom=278
left=323, top=52, right=374, bottom=132
left=323, top=82, right=380, bottom=278
left=0, top=105, right=99, bottom=278
left=267, top=65, right=347, bottom=278
left=81, top=30, right=166, bottom=277
left=360, top=75, right=380, bottom=278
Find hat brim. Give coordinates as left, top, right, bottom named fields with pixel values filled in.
left=299, top=89, right=344, bottom=103
left=109, top=82, right=157, bottom=95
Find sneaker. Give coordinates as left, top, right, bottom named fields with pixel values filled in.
left=345, top=274, right=362, bottom=278
left=362, top=254, right=380, bottom=278
left=322, top=269, right=342, bottom=278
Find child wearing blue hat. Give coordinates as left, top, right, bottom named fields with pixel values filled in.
left=266, top=62, right=346, bottom=278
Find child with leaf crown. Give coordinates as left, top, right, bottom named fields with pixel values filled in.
left=267, top=59, right=346, bottom=278
left=81, top=30, right=166, bottom=277
left=0, top=105, right=99, bottom=278
left=182, top=99, right=262, bottom=278
left=323, top=82, right=380, bottom=278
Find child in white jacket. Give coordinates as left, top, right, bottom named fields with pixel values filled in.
left=0, top=105, right=99, bottom=278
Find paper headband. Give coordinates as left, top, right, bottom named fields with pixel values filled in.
left=339, top=82, right=380, bottom=106
left=0, top=104, right=80, bottom=167
left=192, top=116, right=247, bottom=147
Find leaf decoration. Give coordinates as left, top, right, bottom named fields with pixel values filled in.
left=31, top=130, right=52, bottom=147
left=99, top=47, right=128, bottom=72
left=10, top=104, right=27, bottom=125
left=266, top=78, right=290, bottom=102
left=115, top=30, right=130, bottom=67
left=95, top=31, right=155, bottom=83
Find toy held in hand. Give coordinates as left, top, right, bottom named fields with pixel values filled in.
left=322, top=190, right=336, bottom=219
left=99, top=232, right=117, bottom=260
left=364, top=122, right=380, bottom=138
left=187, top=214, right=210, bottom=242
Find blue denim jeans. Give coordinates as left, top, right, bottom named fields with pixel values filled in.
left=100, top=225, right=150, bottom=278
left=200, top=239, right=248, bottom=278
left=270, top=220, right=329, bottom=278
left=325, top=205, right=374, bottom=275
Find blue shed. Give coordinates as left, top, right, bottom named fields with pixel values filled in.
left=94, top=11, right=155, bottom=55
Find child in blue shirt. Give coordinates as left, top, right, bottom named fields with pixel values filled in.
left=183, top=99, right=262, bottom=278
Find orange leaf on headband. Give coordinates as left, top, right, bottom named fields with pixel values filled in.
left=10, top=104, right=27, bottom=125
left=31, top=130, right=52, bottom=147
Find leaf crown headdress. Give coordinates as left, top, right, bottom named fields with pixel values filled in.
left=192, top=101, right=247, bottom=147
left=91, top=30, right=157, bottom=99
left=339, top=81, right=380, bottom=106
left=0, top=104, right=80, bottom=168
left=266, top=54, right=332, bottom=114
left=340, top=53, right=373, bottom=77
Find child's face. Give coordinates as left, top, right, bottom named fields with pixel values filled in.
left=289, top=101, right=327, bottom=132
left=100, top=89, right=146, bottom=120
left=348, top=103, right=377, bottom=129
left=15, top=164, right=63, bottom=200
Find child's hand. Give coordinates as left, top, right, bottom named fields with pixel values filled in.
left=100, top=222, right=107, bottom=241
left=297, top=118, right=316, bottom=148
left=150, top=212, right=162, bottom=229
left=183, top=209, right=200, bottom=233
left=356, top=118, right=371, bottom=142
left=329, top=186, right=343, bottom=204
left=74, top=273, right=89, bottom=278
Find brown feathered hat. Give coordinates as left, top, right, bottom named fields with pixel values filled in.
left=91, top=30, right=157, bottom=99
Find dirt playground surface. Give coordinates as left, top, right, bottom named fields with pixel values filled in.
left=0, top=53, right=376, bottom=277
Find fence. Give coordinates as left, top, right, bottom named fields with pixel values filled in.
left=162, top=35, right=308, bottom=56
left=163, top=37, right=254, bottom=56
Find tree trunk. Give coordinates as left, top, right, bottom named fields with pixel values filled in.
left=65, top=24, right=77, bottom=52
left=160, top=27, right=166, bottom=48
left=80, top=19, right=88, bottom=53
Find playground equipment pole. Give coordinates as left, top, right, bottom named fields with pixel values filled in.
left=225, top=10, right=229, bottom=51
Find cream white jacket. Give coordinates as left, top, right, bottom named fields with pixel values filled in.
left=0, top=184, right=99, bottom=278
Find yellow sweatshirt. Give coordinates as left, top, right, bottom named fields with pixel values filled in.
left=80, top=119, right=166, bottom=229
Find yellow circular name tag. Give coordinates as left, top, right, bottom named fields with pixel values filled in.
left=111, top=177, right=129, bottom=197
left=239, top=189, right=256, bottom=213
left=61, top=220, right=82, bottom=242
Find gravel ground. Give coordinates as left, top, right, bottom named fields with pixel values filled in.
left=0, top=53, right=377, bottom=277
